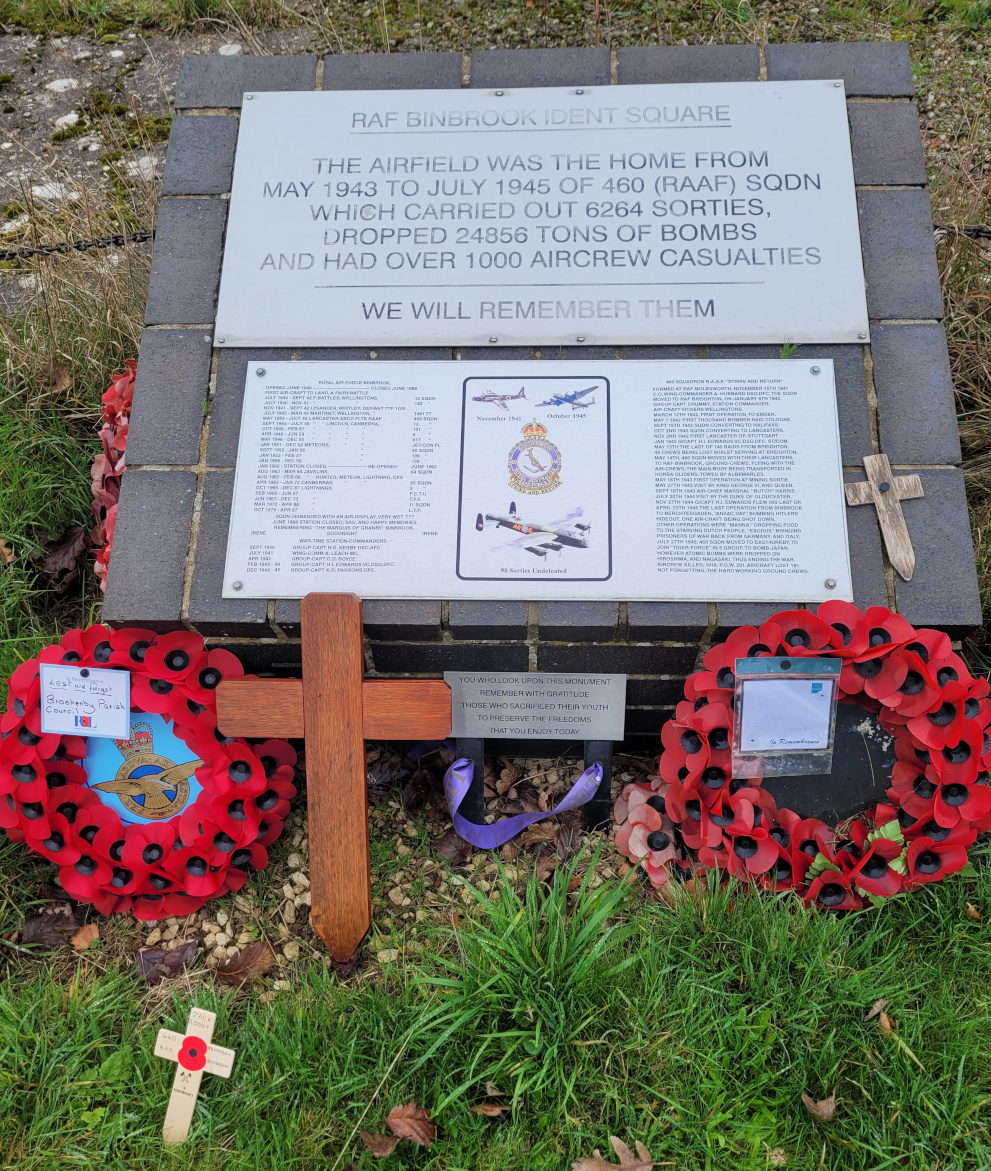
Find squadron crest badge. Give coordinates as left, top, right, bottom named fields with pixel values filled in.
left=507, top=420, right=562, bottom=495
left=89, top=719, right=202, bottom=822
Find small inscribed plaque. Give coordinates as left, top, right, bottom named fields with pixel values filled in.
left=214, top=80, right=868, bottom=348
left=446, top=672, right=627, bottom=739
left=739, top=678, right=836, bottom=752
left=223, top=359, right=852, bottom=602
left=39, top=664, right=130, bottom=738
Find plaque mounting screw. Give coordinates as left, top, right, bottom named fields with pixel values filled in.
left=369, top=350, right=378, bottom=358
left=858, top=332, right=867, bottom=339
left=232, top=581, right=244, bottom=591
left=255, top=367, right=265, bottom=376
left=488, top=336, right=498, bottom=343
left=495, top=90, right=504, bottom=96
left=576, top=335, right=586, bottom=343
left=833, top=82, right=842, bottom=87
left=575, top=88, right=584, bottom=94
left=810, top=365, right=820, bottom=374
left=79, top=668, right=89, bottom=678
left=825, top=578, right=837, bottom=589
left=879, top=481, right=890, bottom=493
left=216, top=336, right=226, bottom=344
left=245, top=93, right=254, bottom=99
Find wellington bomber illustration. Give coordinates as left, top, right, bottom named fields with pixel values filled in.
left=475, top=500, right=591, bottom=559
left=536, top=384, right=598, bottom=410
left=471, top=386, right=527, bottom=411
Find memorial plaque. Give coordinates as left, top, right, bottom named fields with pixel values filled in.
left=214, top=81, right=868, bottom=348
left=223, top=358, right=852, bottom=602
left=445, top=671, right=627, bottom=740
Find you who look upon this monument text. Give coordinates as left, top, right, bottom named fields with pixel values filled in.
left=214, top=80, right=869, bottom=348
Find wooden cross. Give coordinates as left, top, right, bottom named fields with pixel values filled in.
left=215, top=593, right=453, bottom=962
left=154, top=1007, right=236, bottom=1144
left=844, top=453, right=924, bottom=581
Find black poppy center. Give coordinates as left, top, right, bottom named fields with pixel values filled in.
left=12, top=763, right=36, bottom=784
left=56, top=802, right=78, bottom=823
left=110, top=867, right=132, bottom=889
left=861, top=854, right=889, bottom=880
left=770, top=825, right=790, bottom=849
left=693, top=696, right=709, bottom=711
left=942, top=783, right=968, bottom=806
left=43, top=831, right=64, bottom=852
left=61, top=651, right=81, bottom=664
left=79, top=825, right=98, bottom=845
left=213, top=832, right=236, bottom=853
left=149, top=678, right=173, bottom=696
left=710, top=805, right=734, bottom=827
left=231, top=848, right=253, bottom=868
left=943, top=742, right=971, bottom=765
left=937, top=666, right=959, bottom=687
left=915, top=747, right=931, bottom=764
left=17, top=726, right=40, bottom=747
left=646, top=795, right=665, bottom=814
left=733, top=836, right=758, bottom=859
left=198, top=667, right=222, bottom=690
left=149, top=873, right=172, bottom=890
left=716, top=667, right=735, bottom=689
left=922, top=819, right=949, bottom=842
left=142, top=843, right=164, bottom=864
left=774, top=859, right=793, bottom=882
left=75, top=855, right=97, bottom=876
left=854, top=658, right=883, bottom=679
left=109, top=839, right=124, bottom=863
left=965, top=697, right=981, bottom=720
left=129, top=640, right=150, bottom=663
left=646, top=831, right=670, bottom=851
left=185, top=856, right=208, bottom=877
left=702, top=766, right=726, bottom=789
left=817, top=883, right=846, bottom=907
left=928, top=702, right=956, bottom=727
left=900, top=671, right=925, bottom=696
left=916, top=851, right=942, bottom=875
left=229, top=760, right=253, bottom=783
left=868, top=628, right=892, bottom=648
left=709, top=727, right=730, bottom=752
left=799, top=838, right=819, bottom=858
left=93, top=640, right=112, bottom=664
left=913, top=775, right=936, bottom=800
left=905, top=641, right=930, bottom=663
left=680, top=730, right=703, bottom=755
left=896, top=808, right=918, bottom=829
left=685, top=799, right=702, bottom=822
left=831, top=622, right=852, bottom=646
left=227, top=799, right=247, bottom=821
left=13, top=697, right=25, bottom=717
left=21, top=802, right=43, bottom=819
left=729, top=777, right=750, bottom=795
left=784, top=628, right=811, bottom=648
left=165, top=649, right=190, bottom=673
left=255, top=789, right=279, bottom=812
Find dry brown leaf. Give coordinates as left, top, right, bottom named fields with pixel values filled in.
left=215, top=939, right=275, bottom=986
left=572, top=1135, right=656, bottom=1170
left=70, top=922, right=99, bottom=950
left=432, top=828, right=472, bottom=865
left=48, top=360, right=73, bottom=395
left=801, top=1092, right=836, bottom=1123
left=877, top=1010, right=895, bottom=1037
left=0, top=538, right=14, bottom=565
left=520, top=822, right=559, bottom=846
left=361, top=1132, right=400, bottom=1157
left=136, top=939, right=198, bottom=984
left=21, top=902, right=77, bottom=949
left=39, top=525, right=90, bottom=593
left=470, top=1103, right=505, bottom=1117
left=484, top=1080, right=502, bottom=1097
left=865, top=998, right=889, bottom=1021
left=966, top=902, right=984, bottom=921
left=535, top=855, right=557, bottom=883
left=386, top=1101, right=436, bottom=1147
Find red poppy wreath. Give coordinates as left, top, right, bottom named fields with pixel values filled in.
left=614, top=603, right=991, bottom=910
left=1, top=626, right=297, bottom=920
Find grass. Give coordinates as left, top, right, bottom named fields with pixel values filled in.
left=2, top=5, right=991, bottom=1169
left=1, top=851, right=990, bottom=1169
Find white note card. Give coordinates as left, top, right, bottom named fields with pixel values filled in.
left=739, top=677, right=834, bottom=752
left=39, top=664, right=130, bottom=739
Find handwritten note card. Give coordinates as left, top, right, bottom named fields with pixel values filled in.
left=39, top=664, right=130, bottom=738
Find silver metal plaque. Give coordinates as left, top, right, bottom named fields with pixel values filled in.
left=214, top=81, right=868, bottom=348
left=223, top=358, right=853, bottom=603
left=445, top=671, right=627, bottom=739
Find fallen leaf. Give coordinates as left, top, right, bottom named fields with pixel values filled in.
left=484, top=1080, right=502, bottom=1097
left=47, top=360, right=73, bottom=395
left=0, top=538, right=14, bottom=564
left=215, top=939, right=275, bottom=986
left=38, top=525, right=89, bottom=593
left=556, top=821, right=580, bottom=861
left=535, top=855, right=557, bottom=883
left=70, top=922, right=99, bottom=950
left=21, top=902, right=77, bottom=948
left=361, top=1132, right=400, bottom=1157
left=470, top=1103, right=505, bottom=1116
left=865, top=998, right=889, bottom=1021
left=386, top=1101, right=436, bottom=1146
left=801, top=1092, right=836, bottom=1123
left=966, top=902, right=983, bottom=921
left=520, top=822, right=559, bottom=846
left=135, top=939, right=198, bottom=984
left=367, top=753, right=410, bottom=800
left=331, top=953, right=362, bottom=980
left=572, top=1136, right=656, bottom=1170
left=432, top=828, right=471, bottom=865
left=877, top=1010, right=895, bottom=1037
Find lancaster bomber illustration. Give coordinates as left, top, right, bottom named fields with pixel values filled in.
left=536, top=384, right=598, bottom=410
left=471, top=386, right=526, bottom=411
left=475, top=500, right=590, bottom=559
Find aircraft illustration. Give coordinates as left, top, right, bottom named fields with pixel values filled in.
left=475, top=500, right=590, bottom=559
left=536, top=384, right=598, bottom=409
left=471, top=386, right=526, bottom=411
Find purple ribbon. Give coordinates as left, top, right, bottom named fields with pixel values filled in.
left=443, top=758, right=603, bottom=849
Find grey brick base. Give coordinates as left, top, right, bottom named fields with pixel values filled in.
left=107, top=43, right=980, bottom=751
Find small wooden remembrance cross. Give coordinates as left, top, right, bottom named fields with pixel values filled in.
left=154, top=1007, right=236, bottom=1144
left=844, top=453, right=924, bottom=581
left=215, top=594, right=453, bottom=962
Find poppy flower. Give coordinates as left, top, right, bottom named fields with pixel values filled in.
left=789, top=818, right=835, bottom=885
left=1, top=754, right=53, bottom=805
left=120, top=821, right=177, bottom=872
left=59, top=851, right=115, bottom=900
left=906, top=836, right=969, bottom=885
left=724, top=621, right=784, bottom=668
left=7, top=659, right=41, bottom=707
left=130, top=672, right=180, bottom=716
left=142, top=632, right=204, bottom=683
left=864, top=650, right=941, bottom=718
left=38, top=630, right=86, bottom=666
left=229, top=842, right=269, bottom=873
left=768, top=610, right=839, bottom=656
left=888, top=760, right=940, bottom=820
left=907, top=681, right=968, bottom=750
left=848, top=838, right=904, bottom=897
left=724, top=826, right=779, bottom=878
left=930, top=720, right=985, bottom=786
left=29, top=810, right=82, bottom=865
left=927, top=651, right=975, bottom=694
left=815, top=600, right=869, bottom=659
left=933, top=779, right=991, bottom=828
left=163, top=848, right=225, bottom=900
left=250, top=738, right=298, bottom=781
left=80, top=625, right=115, bottom=667
left=108, top=627, right=158, bottom=669
left=184, top=648, right=245, bottom=705
left=804, top=869, right=863, bottom=911
left=903, top=816, right=976, bottom=847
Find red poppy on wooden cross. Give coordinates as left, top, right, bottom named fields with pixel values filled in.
left=154, top=1007, right=236, bottom=1144
left=215, top=593, right=453, bottom=962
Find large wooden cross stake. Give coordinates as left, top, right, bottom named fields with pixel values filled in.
left=844, top=453, right=924, bottom=581
left=216, top=594, right=453, bottom=961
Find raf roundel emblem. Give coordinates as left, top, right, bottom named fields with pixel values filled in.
left=507, top=419, right=562, bottom=496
